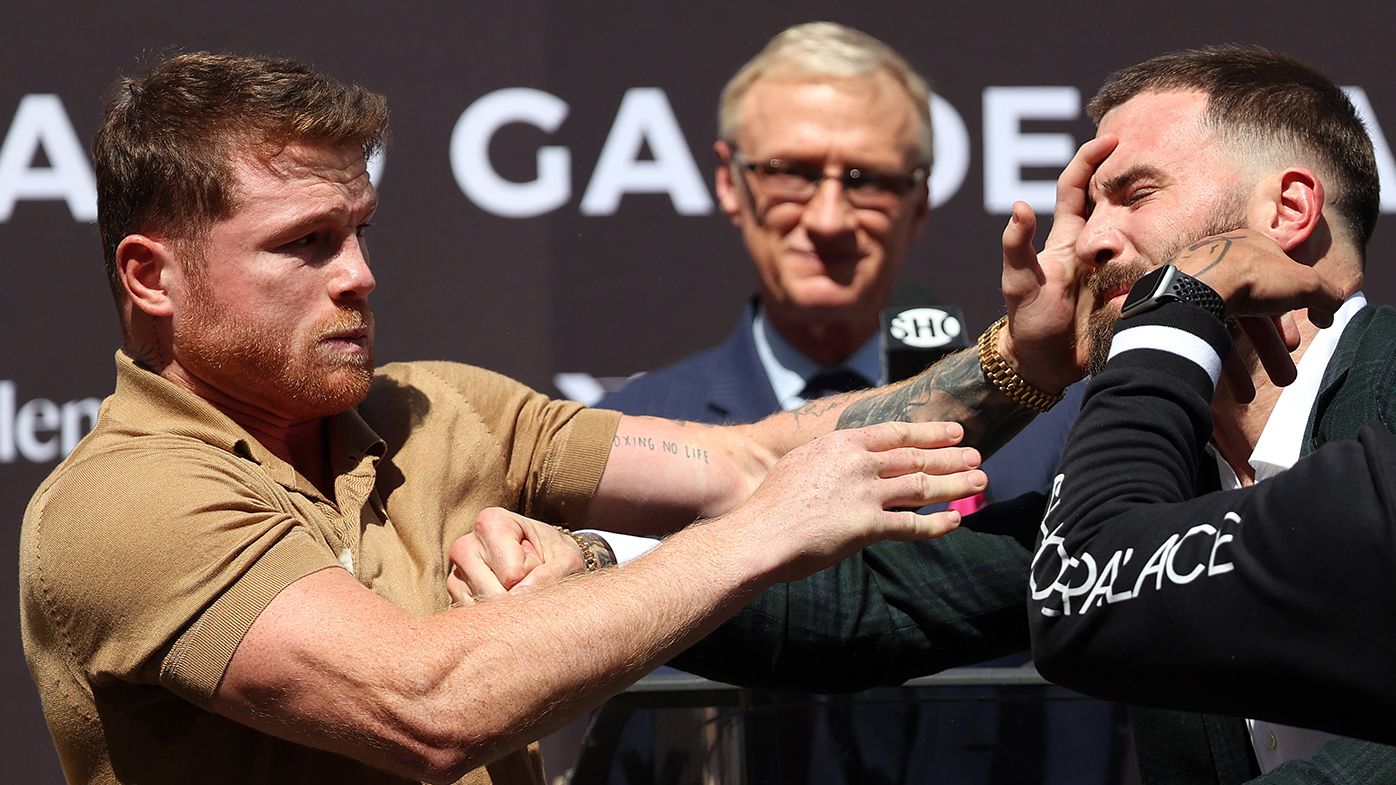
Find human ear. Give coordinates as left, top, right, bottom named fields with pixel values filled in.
left=713, top=139, right=743, bottom=226
left=115, top=235, right=177, bottom=318
left=1267, top=167, right=1324, bottom=252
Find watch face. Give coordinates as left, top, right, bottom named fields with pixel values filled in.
left=1120, top=265, right=1174, bottom=315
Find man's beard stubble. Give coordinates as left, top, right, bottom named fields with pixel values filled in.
left=177, top=275, right=376, bottom=419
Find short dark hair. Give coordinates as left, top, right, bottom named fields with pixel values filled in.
left=94, top=52, right=389, bottom=302
left=1089, top=44, right=1378, bottom=252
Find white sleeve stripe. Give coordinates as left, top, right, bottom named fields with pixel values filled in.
left=1107, top=325, right=1223, bottom=385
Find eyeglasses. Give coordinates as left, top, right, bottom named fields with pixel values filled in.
left=729, top=147, right=928, bottom=212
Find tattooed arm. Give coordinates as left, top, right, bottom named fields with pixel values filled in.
left=765, top=345, right=1037, bottom=460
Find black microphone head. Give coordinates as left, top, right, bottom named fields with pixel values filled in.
left=880, top=304, right=970, bottom=383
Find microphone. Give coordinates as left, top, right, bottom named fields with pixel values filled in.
left=880, top=302, right=970, bottom=383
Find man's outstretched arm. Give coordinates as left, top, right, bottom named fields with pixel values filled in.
left=212, top=423, right=983, bottom=783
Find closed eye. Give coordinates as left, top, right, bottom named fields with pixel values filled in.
left=1123, top=187, right=1156, bottom=207
left=1122, top=187, right=1155, bottom=205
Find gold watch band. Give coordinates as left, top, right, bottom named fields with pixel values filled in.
left=976, top=316, right=1063, bottom=413
left=553, top=526, right=616, bottom=572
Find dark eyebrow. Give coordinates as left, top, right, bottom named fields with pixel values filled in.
left=1087, top=164, right=1166, bottom=213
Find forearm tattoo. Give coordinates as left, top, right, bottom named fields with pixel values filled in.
left=612, top=433, right=711, bottom=464
left=835, top=347, right=1037, bottom=456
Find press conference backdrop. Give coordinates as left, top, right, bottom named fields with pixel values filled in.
left=6, top=2, right=1396, bottom=779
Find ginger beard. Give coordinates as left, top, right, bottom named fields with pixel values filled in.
left=176, top=267, right=376, bottom=419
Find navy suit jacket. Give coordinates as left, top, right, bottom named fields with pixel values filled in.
left=600, top=301, right=1085, bottom=506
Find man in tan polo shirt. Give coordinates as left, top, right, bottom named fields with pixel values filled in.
left=18, top=52, right=1087, bottom=785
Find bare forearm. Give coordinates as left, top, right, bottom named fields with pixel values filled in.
left=218, top=518, right=774, bottom=783
left=587, top=415, right=775, bottom=534
left=443, top=519, right=768, bottom=740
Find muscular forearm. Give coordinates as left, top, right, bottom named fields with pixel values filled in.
left=218, top=514, right=789, bottom=783
left=222, top=422, right=978, bottom=781
left=588, top=415, right=775, bottom=534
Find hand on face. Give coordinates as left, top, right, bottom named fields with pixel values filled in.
left=998, top=135, right=1122, bottom=392
left=729, top=421, right=985, bottom=584
left=1171, top=230, right=1346, bottom=326
left=446, top=508, right=585, bottom=604
left=1169, top=229, right=1347, bottom=394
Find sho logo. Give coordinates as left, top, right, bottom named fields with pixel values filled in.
left=887, top=307, right=962, bottom=349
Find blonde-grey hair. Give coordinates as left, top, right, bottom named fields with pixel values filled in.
left=718, top=22, right=934, bottom=167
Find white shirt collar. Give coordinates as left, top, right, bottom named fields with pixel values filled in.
left=1212, top=291, right=1367, bottom=486
left=752, top=306, right=881, bottom=412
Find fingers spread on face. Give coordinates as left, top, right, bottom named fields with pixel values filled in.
left=1221, top=349, right=1258, bottom=403
left=1002, top=201, right=1040, bottom=272
left=1276, top=313, right=1302, bottom=350
left=1057, top=134, right=1119, bottom=219
left=1305, top=272, right=1346, bottom=328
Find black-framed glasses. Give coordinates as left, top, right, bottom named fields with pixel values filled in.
left=729, top=147, right=928, bottom=212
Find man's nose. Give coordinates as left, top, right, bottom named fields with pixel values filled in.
left=332, top=237, right=376, bottom=301
left=1076, top=213, right=1127, bottom=269
left=800, top=178, right=859, bottom=238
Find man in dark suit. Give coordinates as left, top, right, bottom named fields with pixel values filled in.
left=599, top=21, right=1104, bottom=785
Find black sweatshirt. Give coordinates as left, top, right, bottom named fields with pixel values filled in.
left=1028, top=301, right=1396, bottom=747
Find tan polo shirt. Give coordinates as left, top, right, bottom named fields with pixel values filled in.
left=19, top=351, right=619, bottom=785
